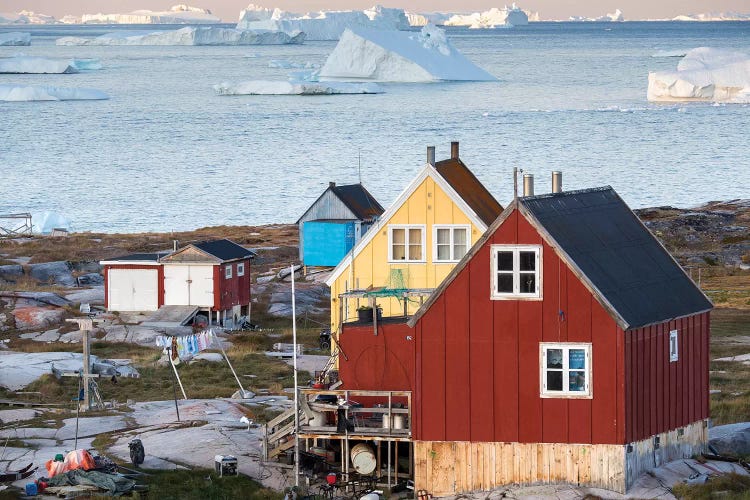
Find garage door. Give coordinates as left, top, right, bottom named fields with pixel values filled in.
left=108, top=268, right=159, bottom=311
left=163, top=265, right=214, bottom=307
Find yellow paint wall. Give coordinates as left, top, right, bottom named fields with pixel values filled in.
left=329, top=173, right=485, bottom=333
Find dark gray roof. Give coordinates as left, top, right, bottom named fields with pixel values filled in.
left=331, top=184, right=385, bottom=221
left=193, top=239, right=256, bottom=262
left=521, top=186, right=712, bottom=329
left=107, top=253, right=167, bottom=262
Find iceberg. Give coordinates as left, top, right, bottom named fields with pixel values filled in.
left=319, top=24, right=497, bottom=82
left=0, top=84, right=108, bottom=101
left=647, top=47, right=750, bottom=103
left=444, top=4, right=529, bottom=28
left=81, top=4, right=221, bottom=24
left=0, top=10, right=55, bottom=24
left=0, top=32, right=31, bottom=46
left=570, top=9, right=624, bottom=22
left=237, top=4, right=409, bottom=41
left=0, top=55, right=78, bottom=74
left=32, top=211, right=71, bottom=234
left=56, top=27, right=305, bottom=46
left=404, top=12, right=450, bottom=27
left=673, top=12, right=750, bottom=21
left=213, top=80, right=383, bottom=95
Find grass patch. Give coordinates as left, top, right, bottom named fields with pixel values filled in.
left=140, top=468, right=282, bottom=500
left=710, top=308, right=750, bottom=425
left=672, top=472, right=750, bottom=499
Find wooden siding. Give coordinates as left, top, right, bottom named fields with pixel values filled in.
left=414, top=210, right=626, bottom=445
left=216, top=259, right=251, bottom=311
left=414, top=441, right=626, bottom=495
left=338, top=322, right=415, bottom=392
left=103, top=264, right=164, bottom=310
left=329, top=174, right=484, bottom=333
left=298, top=189, right=358, bottom=260
left=624, top=312, right=710, bottom=442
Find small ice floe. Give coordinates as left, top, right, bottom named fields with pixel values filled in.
left=0, top=55, right=78, bottom=74
left=0, top=32, right=31, bottom=46
left=0, top=84, right=109, bottom=101
left=268, top=59, right=320, bottom=69
left=213, top=80, right=383, bottom=95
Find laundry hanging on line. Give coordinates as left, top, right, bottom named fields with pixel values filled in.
left=155, top=329, right=215, bottom=361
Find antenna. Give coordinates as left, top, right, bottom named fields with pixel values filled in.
left=358, top=149, right=362, bottom=184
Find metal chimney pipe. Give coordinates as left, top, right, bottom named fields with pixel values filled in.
left=329, top=181, right=336, bottom=188
left=427, top=146, right=436, bottom=166
left=552, top=171, right=562, bottom=193
left=173, top=240, right=178, bottom=252
left=450, top=141, right=459, bottom=159
left=523, top=174, right=534, bottom=197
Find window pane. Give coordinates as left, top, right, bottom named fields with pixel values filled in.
left=393, top=244, right=405, bottom=260
left=569, top=371, right=586, bottom=391
left=437, top=228, right=450, bottom=244
left=497, top=251, right=513, bottom=271
left=496, top=273, right=513, bottom=293
left=409, top=229, right=422, bottom=244
left=409, top=244, right=422, bottom=260
left=454, top=228, right=467, bottom=245
left=392, top=229, right=405, bottom=244
left=519, top=273, right=536, bottom=293
left=437, top=244, right=450, bottom=260
left=547, top=371, right=563, bottom=391
left=454, top=243, right=466, bottom=260
left=546, top=349, right=563, bottom=368
left=569, top=349, right=585, bottom=370
left=519, top=251, right=536, bottom=271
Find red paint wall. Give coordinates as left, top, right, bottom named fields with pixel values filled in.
left=216, top=259, right=252, bottom=311
left=338, top=321, right=415, bottom=392
left=624, top=311, right=710, bottom=442
left=413, top=210, right=626, bottom=445
left=103, top=264, right=164, bottom=309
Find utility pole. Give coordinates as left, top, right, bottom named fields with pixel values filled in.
left=66, top=318, right=96, bottom=411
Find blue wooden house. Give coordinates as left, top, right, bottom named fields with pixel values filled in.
left=297, top=182, right=384, bottom=267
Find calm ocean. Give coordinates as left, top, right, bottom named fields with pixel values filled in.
left=1, top=22, right=749, bottom=233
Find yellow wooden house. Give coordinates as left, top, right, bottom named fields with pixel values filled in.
left=325, top=142, right=502, bottom=335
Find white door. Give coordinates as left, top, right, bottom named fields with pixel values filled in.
left=108, top=268, right=158, bottom=311
left=163, top=265, right=214, bottom=307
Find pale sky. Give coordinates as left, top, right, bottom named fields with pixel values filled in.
left=6, top=0, right=749, bottom=22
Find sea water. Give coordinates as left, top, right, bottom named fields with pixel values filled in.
left=1, top=22, right=749, bottom=233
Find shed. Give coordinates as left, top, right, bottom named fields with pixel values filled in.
left=297, top=182, right=384, bottom=267
left=337, top=186, right=712, bottom=494
left=160, top=239, right=256, bottom=325
left=101, top=253, right=166, bottom=312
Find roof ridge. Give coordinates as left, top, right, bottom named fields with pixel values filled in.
left=520, top=185, right=613, bottom=201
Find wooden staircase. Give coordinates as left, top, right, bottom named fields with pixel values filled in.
left=263, top=396, right=314, bottom=460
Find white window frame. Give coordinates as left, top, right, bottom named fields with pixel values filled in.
left=237, top=262, right=245, bottom=277
left=433, top=225, right=471, bottom=263
left=540, top=342, right=592, bottom=398
left=225, top=264, right=232, bottom=279
left=669, top=329, right=679, bottom=362
left=388, top=225, right=426, bottom=263
left=490, top=244, right=542, bottom=299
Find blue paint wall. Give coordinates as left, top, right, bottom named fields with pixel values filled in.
left=303, top=221, right=356, bottom=267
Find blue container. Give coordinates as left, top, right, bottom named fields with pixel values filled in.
left=25, top=482, right=38, bottom=496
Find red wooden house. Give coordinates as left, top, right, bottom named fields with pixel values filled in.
left=103, top=239, right=255, bottom=326
left=337, top=186, right=712, bottom=494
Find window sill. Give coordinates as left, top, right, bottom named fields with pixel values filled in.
left=540, top=392, right=592, bottom=399
left=491, top=293, right=542, bottom=301
left=387, top=260, right=427, bottom=264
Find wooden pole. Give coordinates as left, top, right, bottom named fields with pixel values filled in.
left=82, top=328, right=91, bottom=411
left=168, top=348, right=188, bottom=400
left=213, top=330, right=247, bottom=397
left=292, top=264, right=300, bottom=488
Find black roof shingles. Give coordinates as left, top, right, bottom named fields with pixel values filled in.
left=331, top=184, right=384, bottom=221
left=193, top=239, right=256, bottom=261
left=108, top=252, right=167, bottom=262
left=521, top=186, right=712, bottom=329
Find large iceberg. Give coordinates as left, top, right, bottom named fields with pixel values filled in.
left=319, top=24, right=497, bottom=82
left=647, top=47, right=750, bottom=103
left=444, top=4, right=529, bottom=28
left=0, top=11, right=55, bottom=24
left=0, top=32, right=31, bottom=46
left=213, top=80, right=383, bottom=95
left=56, top=27, right=304, bottom=46
left=673, top=12, right=750, bottom=21
left=81, top=5, right=221, bottom=24
left=0, top=56, right=78, bottom=74
left=237, top=4, right=409, bottom=40
left=0, top=84, right=108, bottom=101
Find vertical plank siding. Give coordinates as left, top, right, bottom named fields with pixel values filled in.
left=414, top=441, right=627, bottom=495
left=624, top=312, right=710, bottom=442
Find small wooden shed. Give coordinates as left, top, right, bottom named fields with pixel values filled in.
left=337, top=186, right=712, bottom=494
left=101, top=253, right=166, bottom=312
left=160, top=239, right=256, bottom=325
left=297, top=182, right=384, bottom=267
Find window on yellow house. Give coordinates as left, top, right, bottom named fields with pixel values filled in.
left=389, top=225, right=425, bottom=262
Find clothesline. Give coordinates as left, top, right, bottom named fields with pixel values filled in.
left=155, top=330, right=215, bottom=361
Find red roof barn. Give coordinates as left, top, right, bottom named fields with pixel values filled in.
left=337, top=186, right=712, bottom=494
